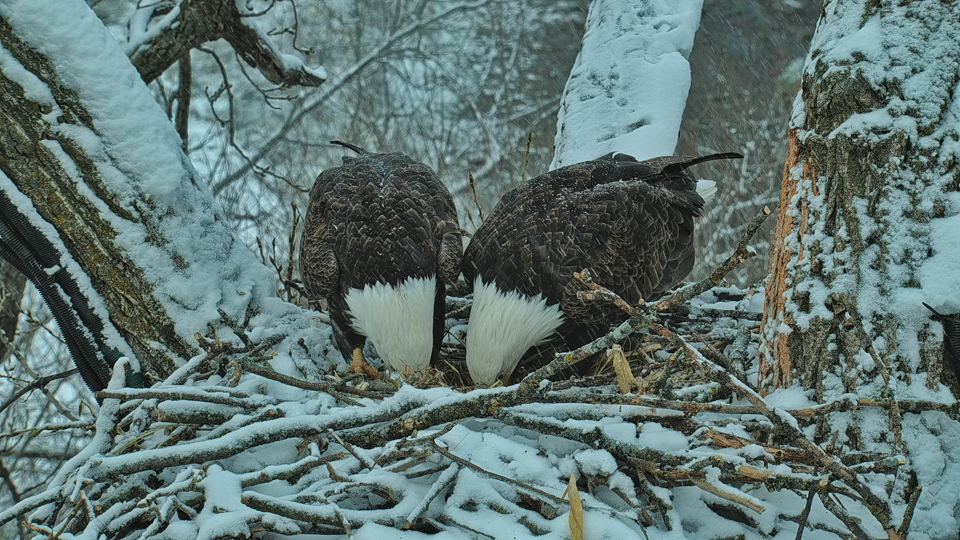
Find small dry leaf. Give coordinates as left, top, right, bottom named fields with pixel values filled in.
left=608, top=345, right=640, bottom=394
left=562, top=474, right=584, bottom=540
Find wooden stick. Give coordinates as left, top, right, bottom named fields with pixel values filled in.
left=896, top=486, right=922, bottom=540
left=794, top=487, right=817, bottom=540
left=655, top=206, right=771, bottom=311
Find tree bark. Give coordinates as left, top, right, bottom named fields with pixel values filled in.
left=759, top=0, right=960, bottom=397
left=552, top=0, right=703, bottom=167
left=127, top=0, right=325, bottom=87
left=0, top=17, right=194, bottom=378
left=0, top=2, right=316, bottom=381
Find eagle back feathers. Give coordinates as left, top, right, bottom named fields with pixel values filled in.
left=463, top=152, right=740, bottom=345
left=300, top=150, right=462, bottom=302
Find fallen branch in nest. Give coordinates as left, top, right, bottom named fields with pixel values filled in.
left=522, top=205, right=771, bottom=389
left=6, top=205, right=941, bottom=539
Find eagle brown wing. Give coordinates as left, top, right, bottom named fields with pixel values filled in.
left=300, top=151, right=461, bottom=295
left=300, top=175, right=339, bottom=303
left=555, top=182, right=702, bottom=329
left=464, top=152, right=738, bottom=346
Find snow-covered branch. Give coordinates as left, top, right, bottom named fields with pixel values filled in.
left=0, top=0, right=329, bottom=379
left=125, top=0, right=326, bottom=87
left=553, top=0, right=704, bottom=167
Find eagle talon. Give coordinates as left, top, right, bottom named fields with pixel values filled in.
left=349, top=347, right=382, bottom=380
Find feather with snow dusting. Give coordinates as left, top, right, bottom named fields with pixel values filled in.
left=462, top=151, right=741, bottom=385
left=299, top=142, right=462, bottom=375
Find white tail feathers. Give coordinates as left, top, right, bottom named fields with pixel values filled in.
left=696, top=180, right=717, bottom=203
left=344, top=276, right=436, bottom=374
left=466, top=278, right=564, bottom=386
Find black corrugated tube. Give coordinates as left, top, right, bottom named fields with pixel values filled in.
left=0, top=189, right=122, bottom=391
left=925, top=302, right=960, bottom=381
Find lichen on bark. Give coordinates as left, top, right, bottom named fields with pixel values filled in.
left=0, top=16, right=196, bottom=378
left=760, top=0, right=960, bottom=401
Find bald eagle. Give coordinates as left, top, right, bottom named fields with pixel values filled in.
left=462, top=151, right=741, bottom=386
left=299, top=141, right=462, bottom=377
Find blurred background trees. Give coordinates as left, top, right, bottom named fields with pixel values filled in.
left=0, top=1, right=819, bottom=534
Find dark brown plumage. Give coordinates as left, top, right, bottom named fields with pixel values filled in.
left=299, top=142, right=462, bottom=375
left=924, top=303, right=960, bottom=384
left=462, top=151, right=741, bottom=385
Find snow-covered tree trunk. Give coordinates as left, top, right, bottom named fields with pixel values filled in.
left=552, top=0, right=703, bottom=166
left=0, top=1, right=322, bottom=381
left=759, top=0, right=960, bottom=396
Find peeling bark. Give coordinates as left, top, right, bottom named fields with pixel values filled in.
left=759, top=0, right=960, bottom=398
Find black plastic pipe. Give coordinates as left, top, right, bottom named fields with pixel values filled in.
left=0, top=189, right=121, bottom=391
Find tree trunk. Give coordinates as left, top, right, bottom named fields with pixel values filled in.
left=552, top=0, right=703, bottom=166
left=759, top=0, right=960, bottom=397
left=0, top=1, right=319, bottom=381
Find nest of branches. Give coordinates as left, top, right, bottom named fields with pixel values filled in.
left=0, top=207, right=938, bottom=539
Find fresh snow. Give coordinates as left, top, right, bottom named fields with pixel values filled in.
left=768, top=1, right=960, bottom=537
left=552, top=0, right=704, bottom=167
left=0, top=0, right=334, bottom=373
left=2, top=0, right=959, bottom=539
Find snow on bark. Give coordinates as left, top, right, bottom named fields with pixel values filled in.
left=0, top=0, right=332, bottom=378
left=4, top=1, right=947, bottom=539
left=760, top=0, right=960, bottom=535
left=122, top=0, right=327, bottom=87
left=552, top=0, right=703, bottom=167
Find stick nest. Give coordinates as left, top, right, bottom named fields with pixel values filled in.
left=0, top=208, right=934, bottom=539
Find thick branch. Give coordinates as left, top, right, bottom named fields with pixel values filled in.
left=128, top=0, right=325, bottom=87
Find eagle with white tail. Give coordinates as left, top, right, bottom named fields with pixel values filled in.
left=462, top=151, right=741, bottom=386
left=299, top=141, right=462, bottom=377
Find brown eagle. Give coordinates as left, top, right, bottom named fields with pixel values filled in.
left=299, top=141, right=462, bottom=377
left=462, top=151, right=741, bottom=385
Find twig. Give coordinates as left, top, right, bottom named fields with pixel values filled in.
left=405, top=463, right=460, bottom=528
left=96, top=388, right=270, bottom=410
left=438, top=515, right=496, bottom=539
left=433, top=442, right=567, bottom=506
left=0, top=457, right=20, bottom=504
left=795, top=487, right=817, bottom=540
left=238, top=359, right=391, bottom=402
left=521, top=131, right=533, bottom=185
left=654, top=206, right=771, bottom=311
left=520, top=316, right=639, bottom=390
left=0, top=420, right=94, bottom=440
left=818, top=491, right=872, bottom=540
left=327, top=429, right=374, bottom=470
left=175, top=56, right=191, bottom=151
left=690, top=475, right=765, bottom=514
left=468, top=171, right=485, bottom=221
left=0, top=368, right=80, bottom=415
left=896, top=486, right=922, bottom=539
left=575, top=269, right=634, bottom=315
left=239, top=452, right=347, bottom=488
